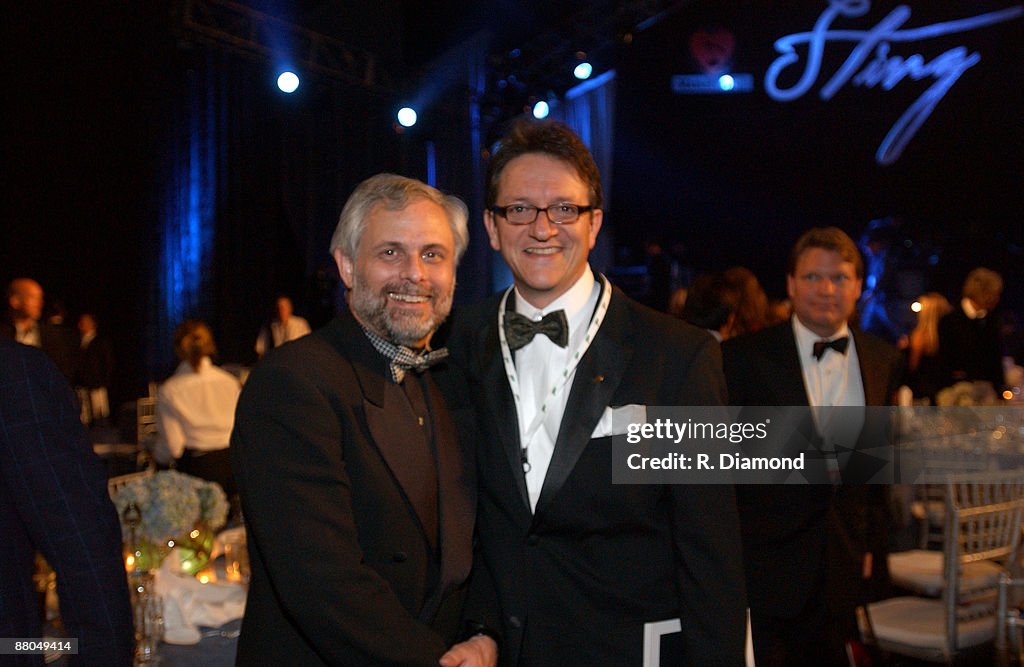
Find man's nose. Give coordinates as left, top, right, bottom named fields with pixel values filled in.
left=528, top=212, right=559, bottom=241
left=401, top=254, right=426, bottom=281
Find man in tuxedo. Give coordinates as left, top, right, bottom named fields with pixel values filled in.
left=1, top=278, right=78, bottom=381
left=231, top=174, right=494, bottom=667
left=448, top=120, right=746, bottom=665
left=0, top=337, right=134, bottom=666
left=722, top=227, right=903, bottom=666
left=938, top=267, right=1005, bottom=393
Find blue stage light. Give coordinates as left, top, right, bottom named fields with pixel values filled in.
left=532, top=100, right=550, bottom=119
left=718, top=74, right=735, bottom=91
left=397, top=107, right=418, bottom=127
left=574, top=62, right=593, bottom=80
left=277, top=71, right=300, bottom=93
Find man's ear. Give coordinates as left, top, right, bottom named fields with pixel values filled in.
left=483, top=209, right=501, bottom=252
left=333, top=248, right=355, bottom=289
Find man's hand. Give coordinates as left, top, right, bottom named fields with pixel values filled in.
left=438, top=634, right=497, bottom=667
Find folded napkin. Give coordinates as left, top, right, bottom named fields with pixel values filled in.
left=154, top=551, right=247, bottom=645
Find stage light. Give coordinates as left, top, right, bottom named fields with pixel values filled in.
left=397, top=107, right=418, bottom=127
left=911, top=301, right=922, bottom=313
left=532, top=100, right=550, bottom=119
left=718, top=74, right=735, bottom=91
left=574, top=62, right=593, bottom=80
left=277, top=71, right=300, bottom=93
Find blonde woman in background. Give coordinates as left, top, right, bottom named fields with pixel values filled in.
left=154, top=319, right=240, bottom=497
left=907, top=292, right=952, bottom=403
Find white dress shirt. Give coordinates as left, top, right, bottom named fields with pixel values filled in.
left=154, top=356, right=241, bottom=464
left=792, top=317, right=865, bottom=466
left=15, top=322, right=41, bottom=347
left=254, top=316, right=311, bottom=357
left=513, top=266, right=601, bottom=511
left=792, top=317, right=864, bottom=408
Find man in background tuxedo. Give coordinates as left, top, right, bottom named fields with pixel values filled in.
left=722, top=227, right=903, bottom=666
left=448, top=120, right=746, bottom=666
left=0, top=337, right=134, bottom=666
left=232, top=174, right=494, bottom=666
left=1, top=278, right=78, bottom=382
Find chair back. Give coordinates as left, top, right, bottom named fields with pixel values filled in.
left=137, top=397, right=157, bottom=446
left=943, top=468, right=1024, bottom=650
left=107, top=468, right=155, bottom=500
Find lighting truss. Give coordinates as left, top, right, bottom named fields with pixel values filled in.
left=178, top=0, right=393, bottom=92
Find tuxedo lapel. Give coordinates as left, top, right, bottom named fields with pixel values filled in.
left=477, top=307, right=531, bottom=509
left=771, top=323, right=811, bottom=406
left=853, top=330, right=886, bottom=406
left=534, top=288, right=631, bottom=519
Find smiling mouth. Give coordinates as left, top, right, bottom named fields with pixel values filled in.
left=525, top=247, right=560, bottom=255
left=388, top=293, right=430, bottom=303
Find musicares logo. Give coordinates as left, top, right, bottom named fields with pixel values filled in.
left=765, top=0, right=1022, bottom=165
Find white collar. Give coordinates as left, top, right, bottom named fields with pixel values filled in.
left=174, top=356, right=213, bottom=375
left=514, top=265, right=595, bottom=323
left=962, top=298, right=986, bottom=319
left=792, top=316, right=851, bottom=358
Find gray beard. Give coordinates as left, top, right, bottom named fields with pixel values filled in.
left=348, top=277, right=453, bottom=348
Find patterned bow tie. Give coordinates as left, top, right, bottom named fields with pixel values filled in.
left=390, top=347, right=449, bottom=383
left=504, top=310, right=569, bottom=351
left=812, top=336, right=849, bottom=361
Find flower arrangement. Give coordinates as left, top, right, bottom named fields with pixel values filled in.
left=935, top=381, right=998, bottom=407
left=113, top=470, right=228, bottom=545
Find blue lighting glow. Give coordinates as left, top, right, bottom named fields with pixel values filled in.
left=156, top=63, right=217, bottom=373
left=718, top=74, right=735, bottom=91
left=397, top=107, right=418, bottom=127
left=532, top=100, right=550, bottom=119
left=574, top=62, right=593, bottom=80
left=277, top=71, right=300, bottom=93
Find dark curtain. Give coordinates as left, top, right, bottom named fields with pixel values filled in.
left=148, top=45, right=399, bottom=376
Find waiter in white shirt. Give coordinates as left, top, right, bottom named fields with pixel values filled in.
left=254, top=295, right=311, bottom=358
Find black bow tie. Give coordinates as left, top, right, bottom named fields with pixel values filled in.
left=812, top=336, right=849, bottom=361
left=391, top=347, right=449, bottom=383
left=504, top=310, right=569, bottom=351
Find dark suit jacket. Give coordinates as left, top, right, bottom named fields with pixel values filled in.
left=448, top=285, right=747, bottom=666
left=75, top=334, right=115, bottom=389
left=231, top=311, right=475, bottom=666
left=0, top=338, right=133, bottom=666
left=938, top=306, right=1004, bottom=391
left=722, top=321, right=902, bottom=661
left=0, top=319, right=78, bottom=382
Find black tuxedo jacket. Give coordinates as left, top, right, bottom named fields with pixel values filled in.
left=0, top=339, right=133, bottom=666
left=448, top=285, right=747, bottom=666
left=231, top=311, right=475, bottom=666
left=722, top=321, right=902, bottom=659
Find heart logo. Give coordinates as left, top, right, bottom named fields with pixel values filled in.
left=689, top=29, right=736, bottom=74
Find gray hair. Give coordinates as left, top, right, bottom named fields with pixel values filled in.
left=329, top=173, right=469, bottom=262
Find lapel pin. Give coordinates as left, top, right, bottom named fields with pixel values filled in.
left=592, top=374, right=605, bottom=384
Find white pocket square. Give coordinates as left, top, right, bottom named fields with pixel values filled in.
left=591, top=404, right=648, bottom=438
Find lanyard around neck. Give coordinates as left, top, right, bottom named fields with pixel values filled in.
left=496, top=276, right=612, bottom=471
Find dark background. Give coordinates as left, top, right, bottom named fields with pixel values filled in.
left=2, top=1, right=1020, bottom=408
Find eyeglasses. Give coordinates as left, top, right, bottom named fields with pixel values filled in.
left=488, top=203, right=594, bottom=225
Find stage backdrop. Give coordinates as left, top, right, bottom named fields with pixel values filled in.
left=612, top=0, right=1022, bottom=301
